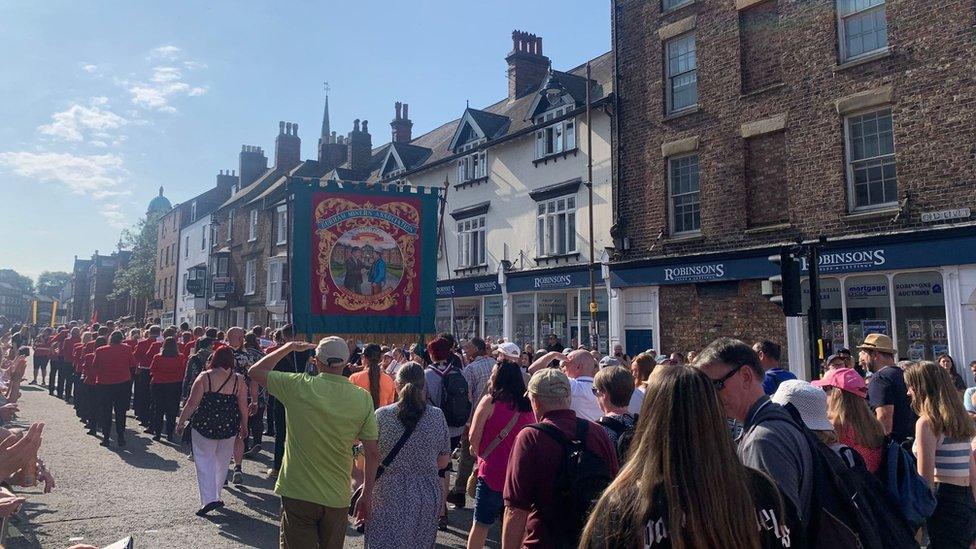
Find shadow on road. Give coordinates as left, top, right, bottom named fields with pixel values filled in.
left=102, top=430, right=180, bottom=472
left=210, top=506, right=279, bottom=548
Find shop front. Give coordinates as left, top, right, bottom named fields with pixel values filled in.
left=435, top=276, right=504, bottom=342
left=506, top=268, right=609, bottom=353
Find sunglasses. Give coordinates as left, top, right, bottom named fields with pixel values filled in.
left=711, top=366, right=742, bottom=391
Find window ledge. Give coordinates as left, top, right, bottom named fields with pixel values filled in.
left=275, top=240, right=287, bottom=246
left=453, top=265, right=489, bottom=276
left=664, top=232, right=705, bottom=243
left=533, top=148, right=579, bottom=166
left=453, top=176, right=489, bottom=191
left=740, top=82, right=786, bottom=99
left=834, top=48, right=892, bottom=72
left=842, top=206, right=901, bottom=222
left=534, top=252, right=581, bottom=264
left=663, top=106, right=701, bottom=122
left=744, top=223, right=792, bottom=235
left=247, top=238, right=257, bottom=243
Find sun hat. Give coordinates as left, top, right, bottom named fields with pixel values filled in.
left=527, top=368, right=571, bottom=399
left=315, top=336, right=349, bottom=365
left=495, top=341, right=521, bottom=360
left=812, top=367, right=868, bottom=398
left=857, top=333, right=895, bottom=355
left=770, top=379, right=834, bottom=431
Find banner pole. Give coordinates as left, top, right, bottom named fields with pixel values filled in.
left=435, top=176, right=453, bottom=337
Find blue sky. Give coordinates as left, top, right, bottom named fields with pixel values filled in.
left=0, top=1, right=611, bottom=280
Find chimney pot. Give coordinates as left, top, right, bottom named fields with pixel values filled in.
left=279, top=121, right=285, bottom=134
left=354, top=119, right=360, bottom=132
left=362, top=120, right=368, bottom=133
left=293, top=122, right=298, bottom=135
left=403, top=103, right=409, bottom=119
left=395, top=101, right=402, bottom=120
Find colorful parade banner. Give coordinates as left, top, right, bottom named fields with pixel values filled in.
left=291, top=179, right=440, bottom=335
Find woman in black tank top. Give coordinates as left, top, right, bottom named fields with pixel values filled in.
left=175, top=347, right=248, bottom=516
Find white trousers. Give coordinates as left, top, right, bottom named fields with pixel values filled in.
left=191, top=429, right=235, bottom=505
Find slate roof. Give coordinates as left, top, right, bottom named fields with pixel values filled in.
left=249, top=159, right=332, bottom=205
left=350, top=50, right=612, bottom=185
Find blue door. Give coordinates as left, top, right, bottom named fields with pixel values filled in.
left=625, top=329, right=653, bottom=358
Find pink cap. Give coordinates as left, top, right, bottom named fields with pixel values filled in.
left=812, top=367, right=867, bottom=398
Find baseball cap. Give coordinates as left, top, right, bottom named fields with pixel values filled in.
left=315, top=336, right=349, bottom=365
left=495, top=341, right=521, bottom=360
left=770, top=380, right=833, bottom=431
left=599, top=356, right=622, bottom=368
left=526, top=368, right=571, bottom=399
left=813, top=367, right=868, bottom=398
left=858, top=333, right=895, bottom=355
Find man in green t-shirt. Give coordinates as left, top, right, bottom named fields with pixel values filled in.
left=249, top=336, right=379, bottom=549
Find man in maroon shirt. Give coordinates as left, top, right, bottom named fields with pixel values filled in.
left=502, top=369, right=618, bottom=549
left=92, top=331, right=136, bottom=447
left=56, top=327, right=81, bottom=403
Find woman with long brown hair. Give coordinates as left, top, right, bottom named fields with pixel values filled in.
left=580, top=364, right=793, bottom=548
left=350, top=343, right=395, bottom=409
left=904, top=360, right=976, bottom=548
left=814, top=367, right=886, bottom=473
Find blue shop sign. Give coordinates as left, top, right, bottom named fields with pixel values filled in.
left=610, top=230, right=976, bottom=287
left=436, top=276, right=501, bottom=298
left=506, top=268, right=594, bottom=293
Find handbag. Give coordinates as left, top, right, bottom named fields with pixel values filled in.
left=466, top=409, right=522, bottom=498
left=348, top=419, right=418, bottom=516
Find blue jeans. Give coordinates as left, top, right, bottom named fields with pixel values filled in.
left=473, top=477, right=504, bottom=526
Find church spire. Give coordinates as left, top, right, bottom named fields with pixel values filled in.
left=320, top=82, right=330, bottom=140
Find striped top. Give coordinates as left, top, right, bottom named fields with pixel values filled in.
left=917, top=435, right=974, bottom=478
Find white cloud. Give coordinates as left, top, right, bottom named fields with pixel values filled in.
left=82, top=63, right=99, bottom=73
left=149, top=45, right=181, bottom=60
left=37, top=98, right=128, bottom=142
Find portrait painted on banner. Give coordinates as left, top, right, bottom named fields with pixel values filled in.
left=330, top=228, right=405, bottom=297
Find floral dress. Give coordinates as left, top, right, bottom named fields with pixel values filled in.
left=366, top=404, right=450, bottom=549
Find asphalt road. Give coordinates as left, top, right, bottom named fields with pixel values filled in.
left=5, top=382, right=500, bottom=548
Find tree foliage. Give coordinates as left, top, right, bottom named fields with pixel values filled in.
left=0, top=269, right=34, bottom=294
left=110, top=216, right=158, bottom=301
left=35, top=271, right=71, bottom=298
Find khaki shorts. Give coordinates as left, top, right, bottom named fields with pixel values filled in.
left=280, top=496, right=348, bottom=549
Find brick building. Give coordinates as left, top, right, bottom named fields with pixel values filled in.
left=86, top=250, right=133, bottom=322
left=150, top=188, right=181, bottom=325
left=64, top=256, right=92, bottom=322
left=610, top=0, right=976, bottom=380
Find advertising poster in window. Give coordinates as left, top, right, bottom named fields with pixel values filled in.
left=930, top=319, right=947, bottom=341
left=861, top=319, right=889, bottom=337
left=291, top=180, right=439, bottom=334
left=932, top=343, right=949, bottom=357
left=906, top=319, right=924, bottom=341
left=909, top=343, right=926, bottom=361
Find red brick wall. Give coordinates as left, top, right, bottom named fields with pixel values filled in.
left=738, top=0, right=783, bottom=94
left=744, top=131, right=789, bottom=227
left=614, top=0, right=976, bottom=259
left=658, top=280, right=788, bottom=358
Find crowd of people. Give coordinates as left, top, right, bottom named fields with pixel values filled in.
left=12, top=317, right=976, bottom=548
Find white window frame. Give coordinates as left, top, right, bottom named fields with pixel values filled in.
left=247, top=209, right=258, bottom=242
left=201, top=225, right=207, bottom=250
left=275, top=206, right=288, bottom=245
left=244, top=259, right=257, bottom=295
left=668, top=153, right=702, bottom=235
left=534, top=106, right=577, bottom=159
left=184, top=235, right=189, bottom=258
left=456, top=150, right=487, bottom=183
left=665, top=33, right=698, bottom=114
left=456, top=216, right=487, bottom=268
left=837, top=0, right=888, bottom=63
left=267, top=258, right=286, bottom=304
left=190, top=201, right=197, bottom=223
left=536, top=195, right=578, bottom=257
left=182, top=273, right=188, bottom=295
left=844, top=108, right=898, bottom=212
left=226, top=209, right=234, bottom=242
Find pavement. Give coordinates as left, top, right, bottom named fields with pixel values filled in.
left=5, top=382, right=501, bottom=548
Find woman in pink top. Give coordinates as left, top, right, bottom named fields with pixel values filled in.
left=813, top=367, right=886, bottom=473
left=466, top=355, right=535, bottom=549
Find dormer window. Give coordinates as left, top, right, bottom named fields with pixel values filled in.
left=535, top=106, right=576, bottom=159
left=457, top=149, right=487, bottom=183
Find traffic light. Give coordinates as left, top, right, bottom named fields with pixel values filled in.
left=764, top=248, right=803, bottom=316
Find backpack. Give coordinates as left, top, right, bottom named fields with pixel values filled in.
left=596, top=413, right=637, bottom=462
left=763, top=403, right=916, bottom=549
left=877, top=439, right=936, bottom=529
left=529, top=419, right=615, bottom=549
left=435, top=366, right=471, bottom=428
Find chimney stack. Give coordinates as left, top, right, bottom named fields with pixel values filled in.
left=347, top=118, right=373, bottom=173
left=391, top=101, right=413, bottom=143
left=216, top=168, right=239, bottom=195
left=506, top=30, right=550, bottom=100
left=239, top=145, right=268, bottom=188
left=275, top=120, right=301, bottom=170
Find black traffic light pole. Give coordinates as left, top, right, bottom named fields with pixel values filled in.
left=806, top=240, right=823, bottom=380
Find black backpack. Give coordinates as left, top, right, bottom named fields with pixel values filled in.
left=773, top=403, right=917, bottom=549
left=529, top=419, right=615, bottom=549
left=436, top=366, right=471, bottom=428
left=596, top=413, right=637, bottom=462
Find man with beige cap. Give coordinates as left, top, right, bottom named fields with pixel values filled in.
left=502, top=368, right=617, bottom=549
left=249, top=336, right=379, bottom=549
left=859, top=333, right=917, bottom=443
